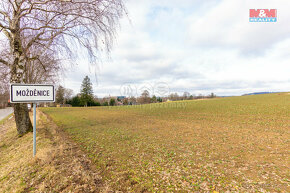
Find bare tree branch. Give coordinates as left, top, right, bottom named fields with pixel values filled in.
left=0, top=58, right=9, bottom=66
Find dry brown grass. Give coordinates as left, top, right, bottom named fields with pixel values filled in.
left=0, top=111, right=111, bottom=192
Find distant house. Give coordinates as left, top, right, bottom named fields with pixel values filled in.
left=117, top=101, right=123, bottom=106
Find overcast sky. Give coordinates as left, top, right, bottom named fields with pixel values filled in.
left=63, top=0, right=290, bottom=97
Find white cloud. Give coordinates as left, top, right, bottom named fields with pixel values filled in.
left=64, top=0, right=290, bottom=97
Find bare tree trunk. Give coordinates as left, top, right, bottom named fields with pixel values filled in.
left=10, top=10, right=33, bottom=136
left=13, top=103, right=33, bottom=136
left=11, top=54, right=33, bottom=136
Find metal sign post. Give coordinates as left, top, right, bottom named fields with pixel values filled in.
left=10, top=84, right=55, bottom=157
left=33, top=103, right=36, bottom=157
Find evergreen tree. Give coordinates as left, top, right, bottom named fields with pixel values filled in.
left=151, top=95, right=157, bottom=103
left=157, top=97, right=163, bottom=102
left=80, top=76, right=94, bottom=107
left=71, top=96, right=82, bottom=107
left=109, top=98, right=116, bottom=106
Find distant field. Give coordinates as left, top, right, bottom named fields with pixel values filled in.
left=42, top=93, right=290, bottom=192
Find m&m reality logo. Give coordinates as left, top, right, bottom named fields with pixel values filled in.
left=249, top=9, right=277, bottom=22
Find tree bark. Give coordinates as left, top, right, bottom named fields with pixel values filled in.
left=13, top=103, right=33, bottom=136
left=10, top=6, right=33, bottom=136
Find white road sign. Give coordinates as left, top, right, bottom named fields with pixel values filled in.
left=10, top=84, right=55, bottom=103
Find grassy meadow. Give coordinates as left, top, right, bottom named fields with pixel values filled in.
left=41, top=93, right=290, bottom=192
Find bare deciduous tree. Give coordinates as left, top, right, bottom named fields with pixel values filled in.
left=182, top=91, right=190, bottom=100
left=64, top=88, right=73, bottom=101
left=0, top=0, right=126, bottom=135
left=0, top=62, right=10, bottom=108
left=138, top=90, right=150, bottom=104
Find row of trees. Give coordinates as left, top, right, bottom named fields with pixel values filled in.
left=55, top=76, right=217, bottom=107
left=56, top=76, right=117, bottom=107
left=168, top=92, right=216, bottom=101
left=66, top=96, right=117, bottom=107
left=135, top=91, right=215, bottom=104
left=55, top=76, right=95, bottom=107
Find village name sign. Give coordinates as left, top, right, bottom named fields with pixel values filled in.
left=10, top=84, right=55, bottom=157
left=10, top=84, right=55, bottom=103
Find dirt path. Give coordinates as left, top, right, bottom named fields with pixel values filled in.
left=0, top=107, right=13, bottom=121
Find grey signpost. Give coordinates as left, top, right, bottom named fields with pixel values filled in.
left=10, top=84, right=55, bottom=157
left=33, top=103, right=36, bottom=156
